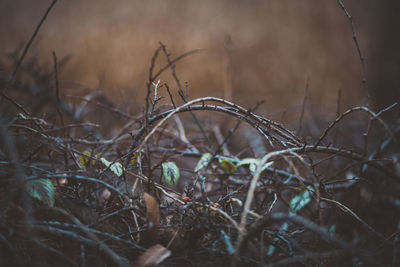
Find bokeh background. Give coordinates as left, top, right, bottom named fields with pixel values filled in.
left=1, top=0, right=399, bottom=122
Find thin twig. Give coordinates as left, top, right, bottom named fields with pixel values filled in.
left=298, top=78, right=309, bottom=134
left=337, top=0, right=369, bottom=102
left=1, top=0, right=58, bottom=96
left=320, top=197, right=389, bottom=244
left=314, top=105, right=398, bottom=148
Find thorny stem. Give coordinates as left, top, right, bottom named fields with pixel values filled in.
left=337, top=0, right=369, bottom=103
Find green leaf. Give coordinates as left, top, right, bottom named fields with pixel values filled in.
left=219, top=159, right=237, bottom=174
left=328, top=224, right=336, bottom=234
left=236, top=158, right=260, bottom=167
left=100, top=157, right=124, bottom=177
left=26, top=179, right=55, bottom=206
left=289, top=186, right=312, bottom=213
left=352, top=257, right=364, bottom=267
left=194, top=153, right=212, bottom=172
left=237, top=158, right=273, bottom=174
left=236, top=158, right=259, bottom=174
left=248, top=163, right=257, bottom=174
left=162, top=161, right=180, bottom=187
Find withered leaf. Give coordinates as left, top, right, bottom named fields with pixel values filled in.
left=134, top=244, right=171, bottom=267
left=143, top=193, right=160, bottom=245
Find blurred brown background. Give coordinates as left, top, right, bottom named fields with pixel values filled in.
left=1, top=0, right=399, bottom=121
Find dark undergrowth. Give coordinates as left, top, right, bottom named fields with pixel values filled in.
left=1, top=2, right=400, bottom=267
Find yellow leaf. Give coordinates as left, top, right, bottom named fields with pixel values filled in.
left=80, top=151, right=95, bottom=169
left=219, top=159, right=237, bottom=174
left=130, top=151, right=140, bottom=165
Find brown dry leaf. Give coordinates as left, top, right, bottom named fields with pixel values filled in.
left=134, top=244, right=171, bottom=267
left=98, top=188, right=111, bottom=205
left=143, top=192, right=160, bottom=245
left=144, top=192, right=160, bottom=229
